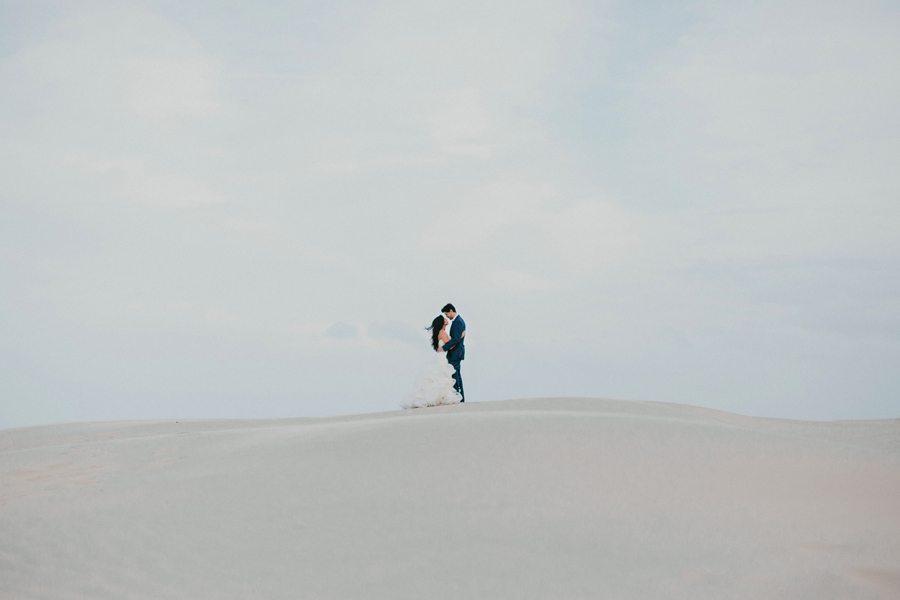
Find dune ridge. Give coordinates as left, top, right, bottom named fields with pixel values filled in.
left=2, top=397, right=899, bottom=599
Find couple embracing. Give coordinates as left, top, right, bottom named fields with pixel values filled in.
left=400, top=303, right=466, bottom=409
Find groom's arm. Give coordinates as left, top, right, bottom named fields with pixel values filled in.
left=442, top=327, right=465, bottom=352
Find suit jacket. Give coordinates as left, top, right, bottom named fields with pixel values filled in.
left=442, top=315, right=465, bottom=363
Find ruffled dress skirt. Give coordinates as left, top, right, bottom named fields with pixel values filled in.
left=400, top=352, right=462, bottom=409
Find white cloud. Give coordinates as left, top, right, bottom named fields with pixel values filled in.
left=0, top=7, right=224, bottom=124
left=491, top=270, right=559, bottom=293
left=423, top=179, right=637, bottom=268
left=368, top=320, right=425, bottom=345
left=422, top=179, right=554, bottom=249
left=611, top=0, right=900, bottom=265
left=618, top=0, right=900, bottom=212
left=543, top=200, right=638, bottom=268
left=148, top=303, right=237, bottom=323
left=127, top=58, right=219, bottom=119
left=324, top=322, right=358, bottom=339
left=227, top=219, right=274, bottom=233
left=426, top=88, right=491, bottom=158
left=316, top=161, right=360, bottom=175
left=64, top=155, right=224, bottom=207
left=205, top=308, right=237, bottom=323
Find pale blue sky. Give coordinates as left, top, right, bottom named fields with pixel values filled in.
left=1, top=0, right=898, bottom=428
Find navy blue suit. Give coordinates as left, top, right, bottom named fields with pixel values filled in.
left=442, top=316, right=465, bottom=401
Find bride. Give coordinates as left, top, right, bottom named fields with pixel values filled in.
left=400, top=315, right=464, bottom=409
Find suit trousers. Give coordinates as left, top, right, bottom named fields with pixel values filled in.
left=449, top=361, right=464, bottom=402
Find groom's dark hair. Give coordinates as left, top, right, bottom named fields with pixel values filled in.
left=442, top=303, right=456, bottom=313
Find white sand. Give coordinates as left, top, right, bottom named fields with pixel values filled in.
left=1, top=397, right=899, bottom=599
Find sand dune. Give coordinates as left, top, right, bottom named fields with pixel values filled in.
left=2, top=398, right=899, bottom=599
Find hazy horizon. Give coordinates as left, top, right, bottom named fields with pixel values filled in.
left=2, top=0, right=899, bottom=428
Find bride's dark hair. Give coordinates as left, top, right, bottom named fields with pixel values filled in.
left=427, top=315, right=445, bottom=351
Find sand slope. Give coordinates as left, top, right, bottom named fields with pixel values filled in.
left=2, top=398, right=899, bottom=599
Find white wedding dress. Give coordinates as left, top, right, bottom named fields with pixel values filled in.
left=400, top=348, right=462, bottom=409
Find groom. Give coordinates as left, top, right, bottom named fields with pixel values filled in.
left=441, top=303, right=466, bottom=402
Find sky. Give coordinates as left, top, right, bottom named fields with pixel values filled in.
left=1, top=0, right=898, bottom=428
